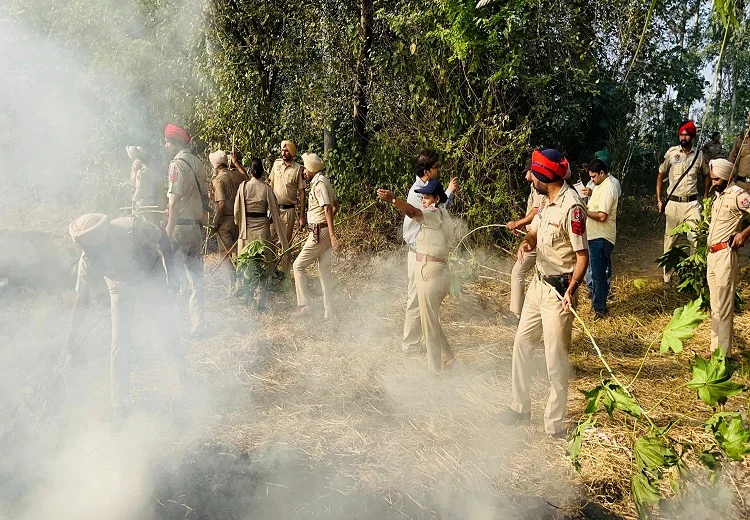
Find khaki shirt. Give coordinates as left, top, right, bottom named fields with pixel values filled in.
left=307, top=173, right=337, bottom=224
left=729, top=136, right=750, bottom=179
left=702, top=140, right=723, bottom=162
left=75, top=217, right=163, bottom=289
left=530, top=183, right=587, bottom=276
left=658, top=145, right=708, bottom=198
left=239, top=177, right=272, bottom=214
left=708, top=183, right=750, bottom=245
left=168, top=149, right=204, bottom=220
left=415, top=206, right=453, bottom=258
left=213, top=168, right=247, bottom=216
left=132, top=164, right=164, bottom=208
left=270, top=159, right=305, bottom=206
left=524, top=189, right=542, bottom=232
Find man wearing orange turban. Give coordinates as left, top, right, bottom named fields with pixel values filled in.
left=656, top=120, right=710, bottom=283
left=164, top=123, right=208, bottom=336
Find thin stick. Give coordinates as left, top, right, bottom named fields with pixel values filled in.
left=546, top=281, right=630, bottom=395
left=454, top=224, right=510, bottom=253
left=209, top=239, right=239, bottom=276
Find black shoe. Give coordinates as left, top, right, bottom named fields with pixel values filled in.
left=593, top=309, right=609, bottom=321
left=498, top=408, right=530, bottom=426
left=501, top=313, right=520, bottom=327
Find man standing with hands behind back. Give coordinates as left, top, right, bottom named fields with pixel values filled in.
left=656, top=120, right=709, bottom=283
left=270, top=140, right=306, bottom=273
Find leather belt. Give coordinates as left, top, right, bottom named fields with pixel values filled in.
left=736, top=176, right=750, bottom=184
left=245, top=212, right=267, bottom=218
left=308, top=222, right=328, bottom=229
left=279, top=204, right=295, bottom=210
left=668, top=194, right=698, bottom=203
left=537, top=272, right=572, bottom=294
left=709, top=242, right=730, bottom=253
left=176, top=219, right=200, bottom=225
left=415, top=253, right=445, bottom=263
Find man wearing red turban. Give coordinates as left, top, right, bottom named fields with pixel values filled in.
left=656, top=120, right=710, bottom=283
left=499, top=148, right=589, bottom=438
left=164, top=123, right=208, bottom=336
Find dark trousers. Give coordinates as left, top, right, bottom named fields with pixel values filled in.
left=589, top=238, right=614, bottom=314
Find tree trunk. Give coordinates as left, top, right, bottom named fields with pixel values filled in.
left=353, top=0, right=373, bottom=151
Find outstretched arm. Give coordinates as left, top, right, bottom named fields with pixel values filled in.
left=377, top=189, right=423, bottom=221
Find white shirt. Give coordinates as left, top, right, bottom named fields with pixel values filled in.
left=587, top=175, right=619, bottom=245
left=586, top=175, right=621, bottom=199
left=402, top=177, right=454, bottom=246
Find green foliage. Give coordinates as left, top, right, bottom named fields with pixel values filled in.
left=660, top=298, right=707, bottom=354
left=234, top=240, right=274, bottom=306
left=567, top=416, right=595, bottom=472
left=573, top=298, right=748, bottom=518
left=581, top=379, right=643, bottom=418
left=631, top=473, right=661, bottom=520
left=686, top=351, right=745, bottom=407
left=705, top=412, right=750, bottom=461
left=634, top=434, right=679, bottom=473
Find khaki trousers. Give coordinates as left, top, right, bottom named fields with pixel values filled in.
left=171, top=223, right=205, bottom=333
left=663, top=200, right=700, bottom=282
left=107, top=277, right=186, bottom=410
left=293, top=227, right=334, bottom=317
left=216, top=215, right=239, bottom=292
left=510, top=249, right=537, bottom=317
left=707, top=248, right=738, bottom=355
left=402, top=250, right=423, bottom=351
left=271, top=208, right=297, bottom=273
left=511, top=276, right=575, bottom=434
left=415, top=260, right=454, bottom=372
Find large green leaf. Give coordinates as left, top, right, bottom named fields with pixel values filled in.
left=567, top=416, right=595, bottom=472
left=634, top=434, right=679, bottom=472
left=631, top=473, right=660, bottom=520
left=706, top=413, right=750, bottom=461
left=580, top=379, right=642, bottom=418
left=686, top=352, right=745, bottom=406
left=660, top=299, right=707, bottom=354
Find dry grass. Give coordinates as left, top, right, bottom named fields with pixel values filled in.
left=185, top=210, right=750, bottom=519
left=3, top=197, right=750, bottom=518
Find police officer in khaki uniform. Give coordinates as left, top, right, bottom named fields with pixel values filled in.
left=270, top=140, right=306, bottom=273
left=505, top=159, right=541, bottom=326
left=656, top=120, right=710, bottom=283
left=702, top=132, right=724, bottom=162
left=728, top=115, right=750, bottom=192
left=164, top=123, right=207, bottom=336
left=705, top=159, right=750, bottom=355
left=235, top=158, right=289, bottom=306
left=60, top=214, right=187, bottom=418
left=131, top=149, right=166, bottom=227
left=378, top=179, right=456, bottom=371
left=292, top=153, right=339, bottom=318
left=209, top=150, right=247, bottom=294
left=499, top=149, right=588, bottom=437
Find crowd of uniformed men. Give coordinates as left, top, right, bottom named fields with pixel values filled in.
left=60, top=119, right=750, bottom=435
